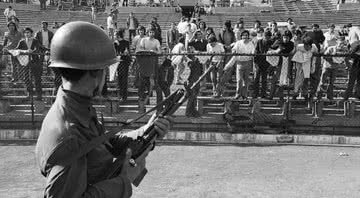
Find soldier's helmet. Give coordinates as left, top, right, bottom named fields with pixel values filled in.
left=49, top=21, right=118, bottom=70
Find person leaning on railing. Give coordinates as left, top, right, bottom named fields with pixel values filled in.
left=206, top=35, right=225, bottom=97
left=268, top=30, right=294, bottom=102
left=114, top=29, right=131, bottom=102
left=215, top=30, right=255, bottom=100
left=3, top=21, right=22, bottom=82
left=292, top=37, right=318, bottom=101
left=253, top=30, right=274, bottom=99
left=15, top=27, right=44, bottom=101
left=138, top=27, right=162, bottom=112
left=316, top=36, right=348, bottom=100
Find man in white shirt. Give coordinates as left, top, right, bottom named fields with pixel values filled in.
left=139, top=28, right=161, bottom=53
left=347, top=23, right=360, bottom=46
left=177, top=17, right=189, bottom=35
left=107, top=13, right=115, bottom=40
left=132, top=26, right=146, bottom=52
left=324, top=24, right=338, bottom=49
left=206, top=35, right=225, bottom=96
left=137, top=27, right=162, bottom=112
left=4, top=6, right=16, bottom=22
left=35, top=21, right=54, bottom=73
left=35, top=21, right=54, bottom=50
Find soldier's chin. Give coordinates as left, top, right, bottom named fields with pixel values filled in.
left=93, top=86, right=102, bottom=97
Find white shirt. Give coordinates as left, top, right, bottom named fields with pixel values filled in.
left=232, top=40, right=255, bottom=61
left=177, top=21, right=189, bottom=34
left=132, top=35, right=144, bottom=52
left=324, top=31, right=338, bottom=48
left=348, top=26, right=360, bottom=45
left=171, top=43, right=185, bottom=54
left=206, top=42, right=225, bottom=62
left=4, top=8, right=16, bottom=18
left=41, top=30, right=49, bottom=48
left=107, top=16, right=114, bottom=29
left=139, top=37, right=161, bottom=53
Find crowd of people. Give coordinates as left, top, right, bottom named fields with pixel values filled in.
left=98, top=10, right=360, bottom=117
left=1, top=6, right=360, bottom=118
left=1, top=7, right=67, bottom=101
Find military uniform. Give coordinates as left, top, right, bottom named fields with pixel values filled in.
left=35, top=88, right=134, bottom=197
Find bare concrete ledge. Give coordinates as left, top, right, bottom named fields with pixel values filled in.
left=2, top=129, right=360, bottom=147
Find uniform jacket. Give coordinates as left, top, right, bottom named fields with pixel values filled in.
left=35, top=88, right=133, bottom=198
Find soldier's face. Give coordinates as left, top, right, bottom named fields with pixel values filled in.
left=93, top=69, right=106, bottom=97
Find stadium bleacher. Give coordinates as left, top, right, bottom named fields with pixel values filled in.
left=0, top=1, right=359, bottom=134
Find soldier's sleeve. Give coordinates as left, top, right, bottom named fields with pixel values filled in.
left=43, top=138, right=132, bottom=198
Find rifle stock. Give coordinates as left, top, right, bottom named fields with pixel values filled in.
left=106, top=55, right=217, bottom=186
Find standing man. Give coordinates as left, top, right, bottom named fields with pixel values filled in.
left=3, top=6, right=16, bottom=22
left=3, top=21, right=23, bottom=82
left=218, top=20, right=235, bottom=64
left=131, top=26, right=146, bottom=88
left=323, top=24, right=338, bottom=49
left=16, top=27, right=43, bottom=101
left=110, top=3, right=119, bottom=29
left=40, top=0, right=47, bottom=10
left=123, top=0, right=129, bottom=6
left=35, top=21, right=54, bottom=76
left=35, top=21, right=54, bottom=51
left=344, top=24, right=360, bottom=100
left=303, top=24, right=325, bottom=99
left=107, top=12, right=115, bottom=40
left=90, top=3, right=97, bottom=23
left=114, top=29, right=131, bottom=102
left=166, top=22, right=179, bottom=53
left=126, top=12, right=139, bottom=43
left=35, top=21, right=172, bottom=197
left=253, top=30, right=273, bottom=98
left=147, top=17, right=162, bottom=45
left=138, top=27, right=162, bottom=112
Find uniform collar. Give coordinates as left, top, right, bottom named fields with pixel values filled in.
left=56, top=87, right=95, bottom=128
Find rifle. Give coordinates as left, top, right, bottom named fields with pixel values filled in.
left=105, top=55, right=219, bottom=186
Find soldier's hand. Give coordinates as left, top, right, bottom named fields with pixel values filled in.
left=120, top=145, right=152, bottom=183
left=153, top=116, right=174, bottom=139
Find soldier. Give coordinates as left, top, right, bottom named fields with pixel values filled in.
left=35, top=22, right=173, bottom=197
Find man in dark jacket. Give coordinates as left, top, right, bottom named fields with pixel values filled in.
left=35, top=21, right=54, bottom=50
left=218, top=20, right=235, bottom=63
left=253, top=30, right=274, bottom=98
left=126, top=12, right=139, bottom=42
left=303, top=24, right=325, bottom=98
left=16, top=27, right=44, bottom=100
left=147, top=17, right=162, bottom=45
left=114, top=29, right=131, bottom=101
